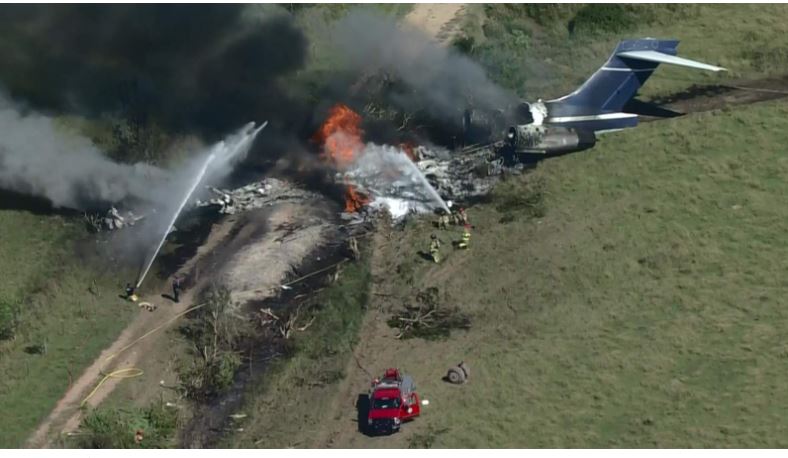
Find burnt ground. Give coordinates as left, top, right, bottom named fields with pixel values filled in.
left=651, top=73, right=788, bottom=117
left=30, top=195, right=353, bottom=447
left=178, top=230, right=356, bottom=448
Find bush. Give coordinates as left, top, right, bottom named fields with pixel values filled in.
left=568, top=4, right=697, bottom=36
left=519, top=4, right=581, bottom=26
left=0, top=299, right=20, bottom=341
left=452, top=35, right=476, bottom=55
left=568, top=4, right=642, bottom=35
left=176, top=284, right=246, bottom=400
left=177, top=351, right=241, bottom=401
left=387, top=288, right=472, bottom=341
left=74, top=399, right=178, bottom=449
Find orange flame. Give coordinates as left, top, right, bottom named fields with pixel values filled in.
left=399, top=142, right=417, bottom=161
left=314, top=104, right=369, bottom=212
left=345, top=182, right=371, bottom=213
left=314, top=103, right=364, bottom=170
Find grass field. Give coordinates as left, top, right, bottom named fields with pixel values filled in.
left=6, top=3, right=788, bottom=449
left=346, top=100, right=788, bottom=447
left=0, top=212, right=136, bottom=447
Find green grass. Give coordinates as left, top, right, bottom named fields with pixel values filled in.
left=227, top=254, right=372, bottom=448
left=0, top=211, right=136, bottom=447
left=363, top=100, right=788, bottom=447
left=461, top=4, right=788, bottom=100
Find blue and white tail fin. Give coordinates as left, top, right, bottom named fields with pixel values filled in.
left=545, top=39, right=725, bottom=132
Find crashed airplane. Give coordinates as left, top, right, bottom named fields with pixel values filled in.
left=505, top=38, right=726, bottom=157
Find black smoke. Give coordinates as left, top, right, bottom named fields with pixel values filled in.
left=0, top=5, right=308, bottom=138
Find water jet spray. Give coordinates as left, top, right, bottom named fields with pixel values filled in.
left=135, top=121, right=267, bottom=289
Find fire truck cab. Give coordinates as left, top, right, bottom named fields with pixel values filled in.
left=366, top=368, right=421, bottom=435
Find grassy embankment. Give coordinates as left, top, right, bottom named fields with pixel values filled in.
left=0, top=211, right=136, bottom=447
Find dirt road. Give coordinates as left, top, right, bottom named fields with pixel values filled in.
left=26, top=217, right=237, bottom=448
left=27, top=201, right=334, bottom=448
left=405, top=3, right=467, bottom=45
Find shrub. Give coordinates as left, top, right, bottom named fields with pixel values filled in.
left=74, top=399, right=178, bottom=449
left=0, top=299, right=20, bottom=341
left=176, top=284, right=246, bottom=400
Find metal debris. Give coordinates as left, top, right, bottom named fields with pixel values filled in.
left=196, top=178, right=319, bottom=214
left=85, top=206, right=145, bottom=232
left=416, top=143, right=523, bottom=201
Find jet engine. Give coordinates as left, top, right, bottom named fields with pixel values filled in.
left=506, top=124, right=596, bottom=155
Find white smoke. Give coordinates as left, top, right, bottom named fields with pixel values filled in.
left=343, top=143, right=448, bottom=219
left=0, top=95, right=170, bottom=209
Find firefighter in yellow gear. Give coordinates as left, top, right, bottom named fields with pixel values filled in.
left=125, top=283, right=138, bottom=302
left=457, top=225, right=471, bottom=249
left=429, top=233, right=442, bottom=263
left=436, top=211, right=449, bottom=230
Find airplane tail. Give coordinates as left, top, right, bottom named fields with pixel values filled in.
left=547, top=39, right=725, bottom=127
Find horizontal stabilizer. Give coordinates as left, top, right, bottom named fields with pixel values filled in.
left=622, top=99, right=684, bottom=118
left=617, top=50, right=727, bottom=72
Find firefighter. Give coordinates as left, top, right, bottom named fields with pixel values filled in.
left=457, top=207, right=469, bottom=226
left=348, top=236, right=360, bottom=260
left=440, top=213, right=451, bottom=230
left=457, top=225, right=471, bottom=249
left=125, top=283, right=138, bottom=302
left=435, top=211, right=449, bottom=230
left=429, top=233, right=442, bottom=263
left=172, top=275, right=182, bottom=303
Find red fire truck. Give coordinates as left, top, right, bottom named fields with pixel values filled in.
left=365, top=368, right=422, bottom=435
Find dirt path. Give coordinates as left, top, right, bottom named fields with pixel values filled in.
left=26, top=217, right=237, bottom=448
left=28, top=200, right=336, bottom=448
left=405, top=3, right=467, bottom=45
left=311, top=218, right=408, bottom=448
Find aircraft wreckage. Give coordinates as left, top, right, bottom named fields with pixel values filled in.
left=471, top=38, right=726, bottom=158
left=93, top=38, right=724, bottom=227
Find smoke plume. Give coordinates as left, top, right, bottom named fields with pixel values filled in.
left=329, top=10, right=516, bottom=123
left=0, top=5, right=307, bottom=137
left=0, top=96, right=169, bottom=209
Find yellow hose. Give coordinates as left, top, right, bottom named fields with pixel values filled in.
left=80, top=368, right=144, bottom=407
left=80, top=257, right=351, bottom=408
left=80, top=302, right=207, bottom=407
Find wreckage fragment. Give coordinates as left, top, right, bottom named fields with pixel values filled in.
left=195, top=178, right=320, bottom=215
left=415, top=143, right=523, bottom=202
left=85, top=206, right=145, bottom=232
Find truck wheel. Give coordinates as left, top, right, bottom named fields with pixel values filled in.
left=447, top=367, right=466, bottom=384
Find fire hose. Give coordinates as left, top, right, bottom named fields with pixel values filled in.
left=81, top=254, right=356, bottom=407
left=80, top=301, right=208, bottom=407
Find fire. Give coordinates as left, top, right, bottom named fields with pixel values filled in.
left=345, top=182, right=371, bottom=213
left=314, top=103, right=364, bottom=170
left=314, top=103, right=370, bottom=213
left=399, top=142, right=417, bottom=161
left=313, top=104, right=421, bottom=214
